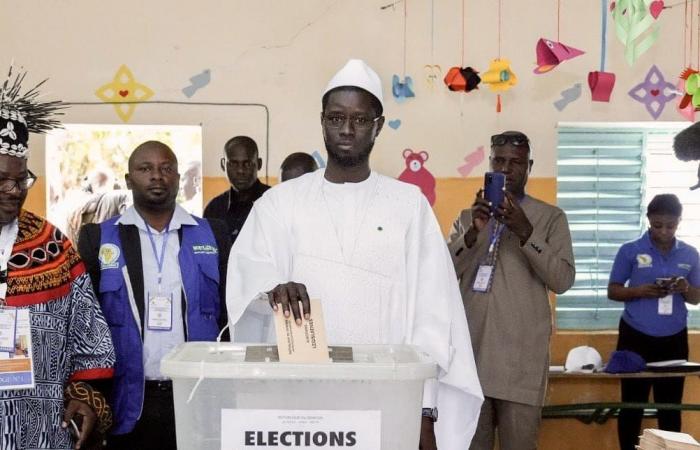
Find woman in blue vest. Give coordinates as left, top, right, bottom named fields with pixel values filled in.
left=608, top=193, right=700, bottom=450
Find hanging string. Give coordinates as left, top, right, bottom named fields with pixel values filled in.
left=498, top=0, right=502, bottom=58
left=430, top=0, right=435, bottom=63
left=688, top=2, right=694, bottom=66
left=557, top=0, right=561, bottom=41
left=685, top=0, right=689, bottom=66
left=403, top=0, right=408, bottom=76
left=461, top=0, right=465, bottom=66
left=600, top=0, right=608, bottom=71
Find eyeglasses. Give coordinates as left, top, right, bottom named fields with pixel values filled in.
left=323, top=114, right=381, bottom=129
left=491, top=134, right=530, bottom=148
left=221, top=158, right=254, bottom=170
left=0, top=170, right=37, bottom=193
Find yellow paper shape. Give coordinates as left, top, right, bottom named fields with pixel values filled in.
left=481, top=58, right=518, bottom=93
left=95, top=65, right=154, bottom=122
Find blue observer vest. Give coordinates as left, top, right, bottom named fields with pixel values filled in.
left=98, top=216, right=221, bottom=434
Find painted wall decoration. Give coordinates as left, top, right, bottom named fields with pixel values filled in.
left=554, top=83, right=582, bottom=111
left=387, top=119, right=402, bottom=130
left=628, top=65, right=676, bottom=119
left=182, top=69, right=211, bottom=98
left=398, top=149, right=436, bottom=206
left=95, top=65, right=154, bottom=122
left=457, top=146, right=485, bottom=177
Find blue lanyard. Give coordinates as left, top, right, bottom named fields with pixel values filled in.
left=488, top=221, right=505, bottom=255
left=144, top=220, right=170, bottom=289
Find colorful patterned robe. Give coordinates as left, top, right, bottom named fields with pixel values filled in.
left=0, top=210, right=115, bottom=449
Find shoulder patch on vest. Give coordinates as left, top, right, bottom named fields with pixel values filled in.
left=192, top=244, right=218, bottom=255
left=99, top=243, right=121, bottom=269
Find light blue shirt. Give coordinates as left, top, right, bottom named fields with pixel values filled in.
left=117, top=205, right=197, bottom=379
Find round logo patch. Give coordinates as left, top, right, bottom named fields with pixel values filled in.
left=99, top=243, right=120, bottom=269
left=636, top=253, right=653, bottom=268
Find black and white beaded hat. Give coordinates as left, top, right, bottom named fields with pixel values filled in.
left=0, top=65, right=65, bottom=159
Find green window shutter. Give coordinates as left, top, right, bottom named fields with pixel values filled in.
left=556, top=128, right=645, bottom=330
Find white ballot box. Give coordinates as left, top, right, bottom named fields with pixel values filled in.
left=160, top=342, right=437, bottom=450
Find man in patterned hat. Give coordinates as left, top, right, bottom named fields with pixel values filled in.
left=0, top=67, right=116, bottom=449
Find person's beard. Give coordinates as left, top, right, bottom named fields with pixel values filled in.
left=325, top=141, right=374, bottom=168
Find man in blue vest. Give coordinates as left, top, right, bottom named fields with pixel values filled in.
left=78, top=140, right=231, bottom=449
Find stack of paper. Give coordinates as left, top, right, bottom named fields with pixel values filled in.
left=637, top=429, right=700, bottom=449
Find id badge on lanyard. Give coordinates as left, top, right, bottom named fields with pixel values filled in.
left=658, top=294, right=673, bottom=316
left=472, top=222, right=504, bottom=293
left=144, top=219, right=173, bottom=331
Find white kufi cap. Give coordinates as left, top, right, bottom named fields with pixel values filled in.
left=323, top=59, right=384, bottom=108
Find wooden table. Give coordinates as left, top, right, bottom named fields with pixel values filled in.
left=543, top=369, right=700, bottom=424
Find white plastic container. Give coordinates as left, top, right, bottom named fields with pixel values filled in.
left=161, top=342, right=437, bottom=449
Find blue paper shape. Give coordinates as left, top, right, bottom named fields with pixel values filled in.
left=392, top=75, right=415, bottom=103
left=182, top=69, right=211, bottom=98
left=388, top=119, right=402, bottom=130
left=553, top=83, right=582, bottom=111
left=312, top=150, right=326, bottom=168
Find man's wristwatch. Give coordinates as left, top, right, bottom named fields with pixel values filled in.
left=422, top=407, right=438, bottom=423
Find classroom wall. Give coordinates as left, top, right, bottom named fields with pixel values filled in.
left=5, top=1, right=700, bottom=448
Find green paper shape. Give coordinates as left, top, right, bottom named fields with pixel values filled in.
left=685, top=73, right=700, bottom=108
left=612, top=0, right=661, bottom=66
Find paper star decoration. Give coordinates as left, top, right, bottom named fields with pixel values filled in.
left=628, top=65, right=676, bottom=120
left=95, top=65, right=154, bottom=122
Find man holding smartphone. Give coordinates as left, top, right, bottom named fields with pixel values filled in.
left=447, top=131, right=576, bottom=450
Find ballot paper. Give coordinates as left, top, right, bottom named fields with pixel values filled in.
left=274, top=298, right=330, bottom=363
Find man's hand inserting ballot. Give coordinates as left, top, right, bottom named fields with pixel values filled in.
left=267, top=282, right=311, bottom=325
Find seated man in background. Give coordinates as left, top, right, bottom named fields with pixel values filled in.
left=79, top=141, right=230, bottom=450
left=280, top=152, right=319, bottom=182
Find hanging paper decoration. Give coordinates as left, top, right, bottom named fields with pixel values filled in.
left=425, top=0, right=441, bottom=89
left=676, top=76, right=696, bottom=121
left=611, top=0, right=663, bottom=66
left=392, top=75, right=415, bottom=102
left=424, top=65, right=442, bottom=89
left=534, top=39, right=585, bottom=74
left=445, top=0, right=480, bottom=95
left=398, top=149, right=436, bottom=206
left=394, top=0, right=414, bottom=103
left=684, top=71, right=700, bottom=108
left=589, top=0, right=616, bottom=101
left=628, top=65, right=677, bottom=119
left=673, top=0, right=698, bottom=121
left=444, top=67, right=481, bottom=92
left=482, top=59, right=518, bottom=92
left=678, top=68, right=699, bottom=111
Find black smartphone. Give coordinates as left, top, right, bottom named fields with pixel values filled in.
left=484, top=172, right=506, bottom=213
